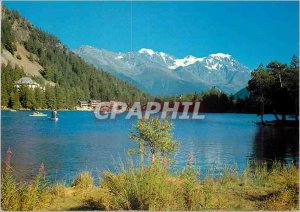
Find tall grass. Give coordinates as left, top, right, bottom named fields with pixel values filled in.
left=50, top=182, right=67, bottom=198
left=1, top=172, right=52, bottom=210
left=71, top=171, right=94, bottom=189
left=90, top=160, right=299, bottom=211
left=96, top=161, right=180, bottom=210
left=1, top=148, right=298, bottom=211
left=1, top=160, right=51, bottom=210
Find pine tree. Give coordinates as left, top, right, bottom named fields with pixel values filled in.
left=1, top=18, right=16, bottom=54
left=45, top=85, right=56, bottom=109
left=55, top=87, right=66, bottom=109
left=27, top=88, right=36, bottom=109
left=9, top=90, right=21, bottom=110
left=34, top=88, right=46, bottom=109
left=1, top=86, right=9, bottom=107
left=290, top=55, right=299, bottom=69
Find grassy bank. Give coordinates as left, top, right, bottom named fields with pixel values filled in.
left=1, top=161, right=299, bottom=211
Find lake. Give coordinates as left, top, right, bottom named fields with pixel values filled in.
left=1, top=111, right=298, bottom=183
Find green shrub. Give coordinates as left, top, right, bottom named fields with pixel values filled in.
left=16, top=54, right=21, bottom=60
left=27, top=53, right=34, bottom=62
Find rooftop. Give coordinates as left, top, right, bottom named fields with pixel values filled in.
left=78, top=101, right=88, bottom=104
left=15, top=77, right=39, bottom=85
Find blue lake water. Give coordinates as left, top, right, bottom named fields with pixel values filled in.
left=1, top=111, right=298, bottom=183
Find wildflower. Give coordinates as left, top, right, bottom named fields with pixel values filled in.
left=161, top=157, right=168, bottom=166
left=5, top=147, right=12, bottom=172
left=39, top=163, right=46, bottom=179
left=187, top=152, right=194, bottom=165
left=39, top=163, right=45, bottom=172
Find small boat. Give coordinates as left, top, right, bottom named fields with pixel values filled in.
left=29, top=111, right=47, bottom=117
left=10, top=109, right=17, bottom=112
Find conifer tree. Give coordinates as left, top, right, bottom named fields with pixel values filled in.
left=9, top=90, right=21, bottom=110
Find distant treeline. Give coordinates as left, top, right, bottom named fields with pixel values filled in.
left=156, top=86, right=256, bottom=113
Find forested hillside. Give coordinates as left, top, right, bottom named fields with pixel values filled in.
left=1, top=5, right=150, bottom=110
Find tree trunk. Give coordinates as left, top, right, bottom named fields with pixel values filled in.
left=261, top=101, right=265, bottom=125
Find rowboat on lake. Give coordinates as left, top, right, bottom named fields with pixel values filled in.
left=29, top=111, right=47, bottom=117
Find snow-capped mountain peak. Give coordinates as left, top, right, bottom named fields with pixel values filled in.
left=139, top=48, right=156, bottom=56
left=169, top=55, right=204, bottom=70
left=115, top=55, right=123, bottom=60
left=209, top=53, right=232, bottom=59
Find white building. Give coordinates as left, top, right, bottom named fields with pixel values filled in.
left=14, top=77, right=42, bottom=89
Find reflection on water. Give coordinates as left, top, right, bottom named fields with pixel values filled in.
left=251, top=126, right=299, bottom=164
left=1, top=111, right=298, bottom=182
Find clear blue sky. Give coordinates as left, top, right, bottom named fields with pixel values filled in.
left=4, top=1, right=299, bottom=69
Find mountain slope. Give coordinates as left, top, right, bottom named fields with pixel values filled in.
left=74, top=46, right=251, bottom=96
left=1, top=6, right=150, bottom=109
left=233, top=87, right=250, bottom=100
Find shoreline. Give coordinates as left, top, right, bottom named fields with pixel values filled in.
left=1, top=108, right=91, bottom=112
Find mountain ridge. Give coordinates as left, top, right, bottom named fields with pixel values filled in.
left=74, top=46, right=251, bottom=96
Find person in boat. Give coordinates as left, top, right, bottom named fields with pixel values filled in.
left=51, top=109, right=58, bottom=119
left=32, top=110, right=40, bottom=115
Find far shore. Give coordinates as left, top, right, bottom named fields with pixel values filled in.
left=2, top=108, right=93, bottom=112
left=1, top=107, right=138, bottom=112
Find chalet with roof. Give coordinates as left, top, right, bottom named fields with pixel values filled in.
left=77, top=99, right=102, bottom=110
left=78, top=101, right=90, bottom=109
left=14, top=77, right=42, bottom=89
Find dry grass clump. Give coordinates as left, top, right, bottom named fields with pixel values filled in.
left=50, top=182, right=67, bottom=198
left=71, top=171, right=94, bottom=189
